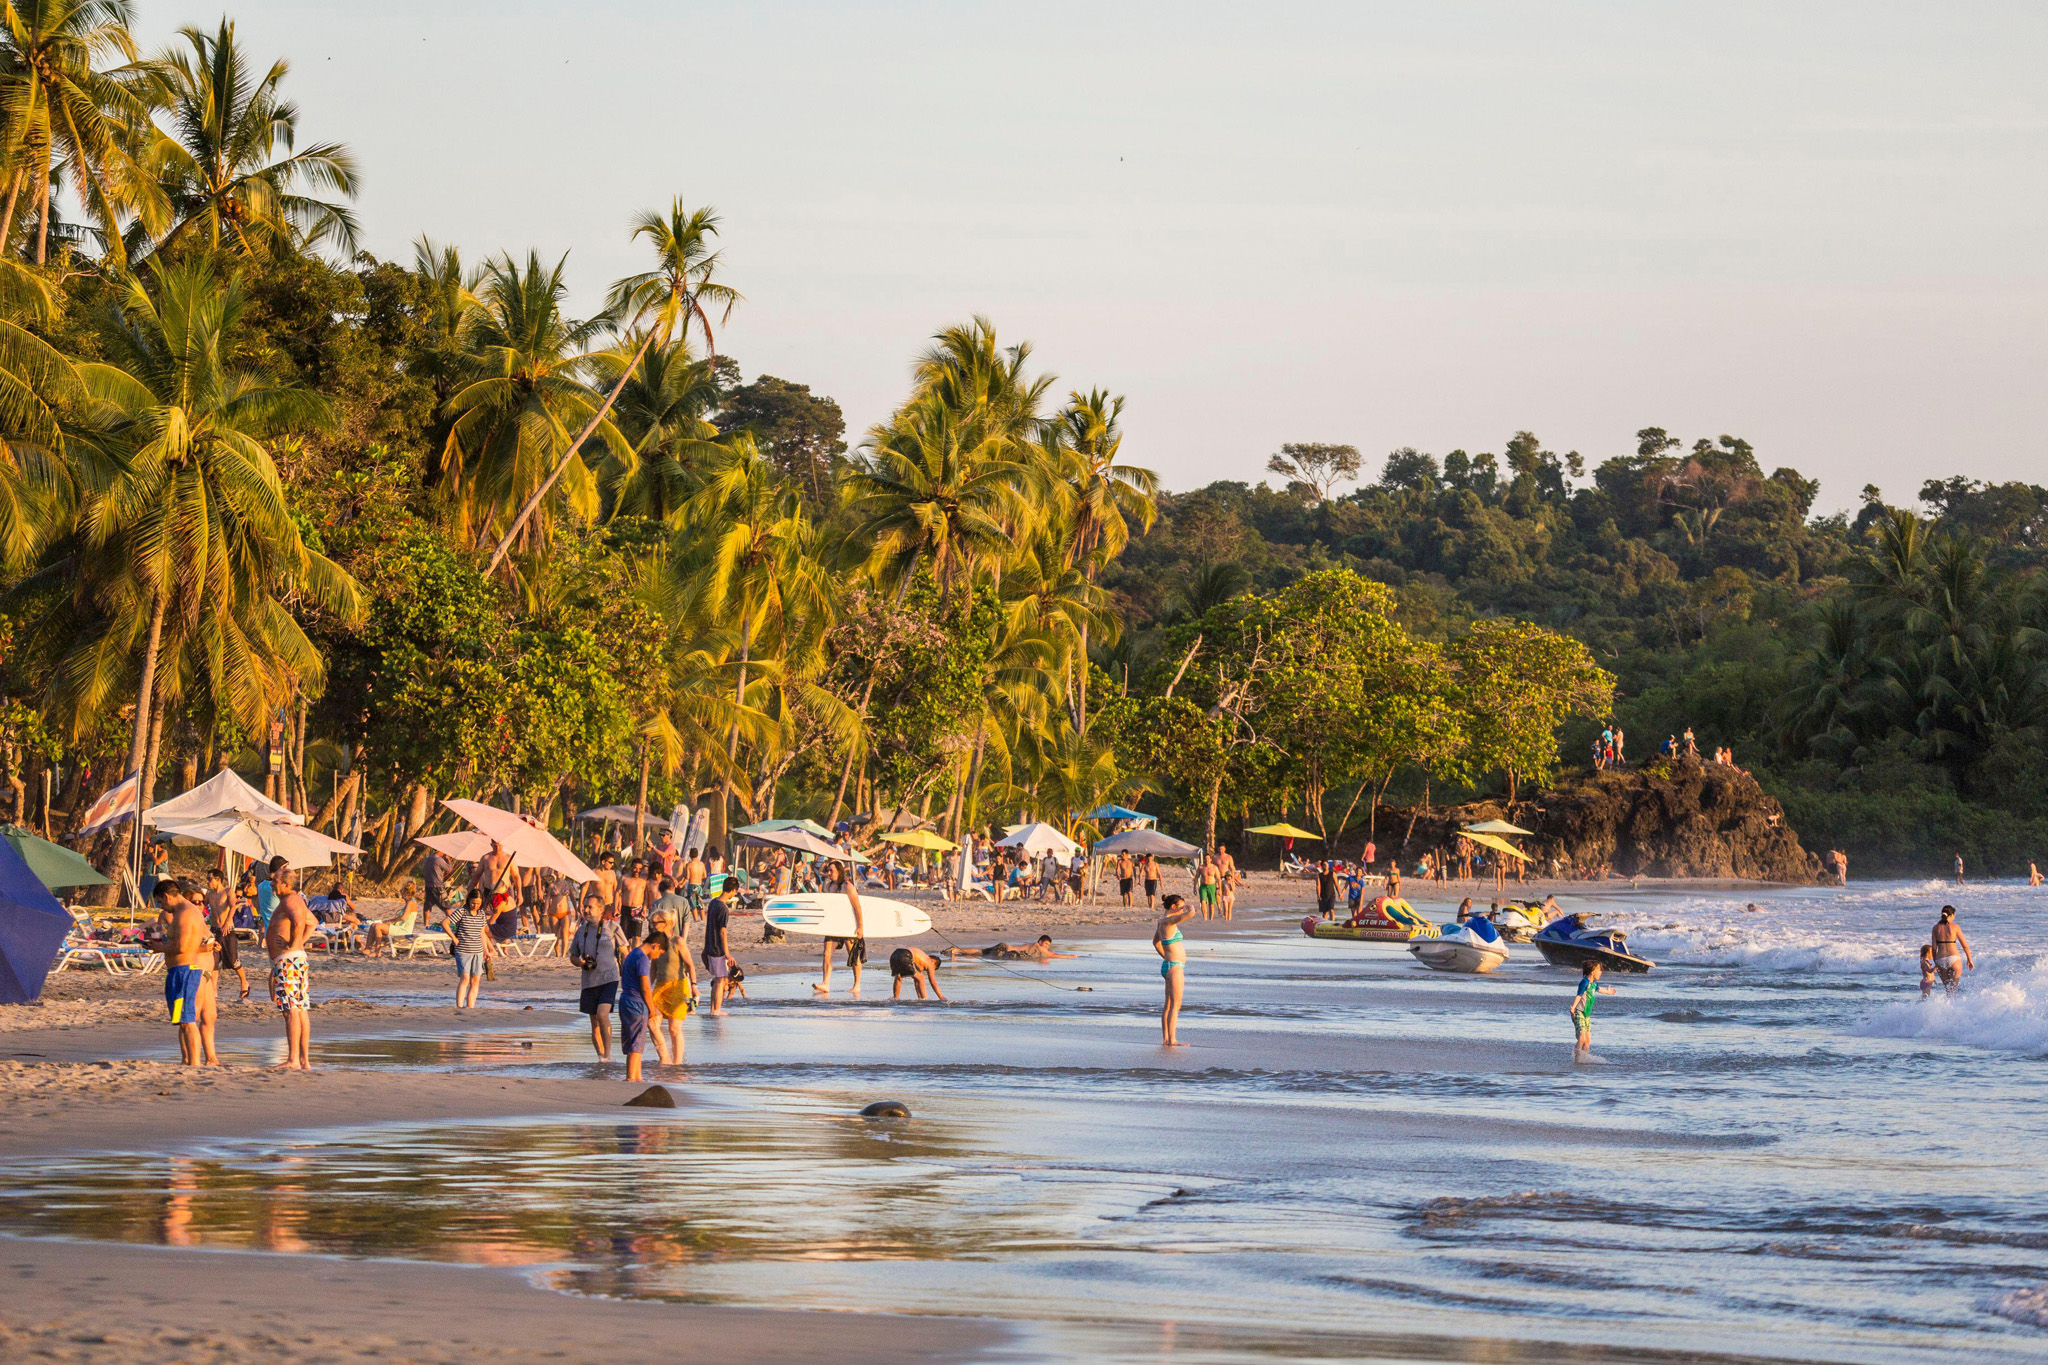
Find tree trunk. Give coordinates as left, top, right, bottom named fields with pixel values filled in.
left=290, top=692, right=309, bottom=815
left=1205, top=769, right=1225, bottom=852
left=485, top=322, right=663, bottom=576
left=125, top=593, right=167, bottom=879
left=314, top=771, right=360, bottom=834
left=33, top=169, right=50, bottom=267
left=633, top=744, right=651, bottom=856
left=714, top=629, right=751, bottom=854
left=0, top=168, right=23, bottom=251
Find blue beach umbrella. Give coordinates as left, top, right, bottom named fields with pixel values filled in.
left=1081, top=804, right=1155, bottom=823
left=0, top=834, right=74, bottom=1005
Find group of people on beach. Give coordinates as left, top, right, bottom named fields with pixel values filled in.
left=152, top=858, right=317, bottom=1071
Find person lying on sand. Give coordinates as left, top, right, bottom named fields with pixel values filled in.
left=943, top=935, right=1076, bottom=961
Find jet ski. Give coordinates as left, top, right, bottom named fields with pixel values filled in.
left=1533, top=913, right=1655, bottom=973
left=1488, top=903, right=1543, bottom=943
left=1409, top=916, right=1510, bottom=973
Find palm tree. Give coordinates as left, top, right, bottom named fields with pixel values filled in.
left=1044, top=388, right=1154, bottom=729
left=24, top=259, right=358, bottom=864
left=485, top=199, right=740, bottom=574
left=0, top=0, right=164, bottom=264
left=666, top=436, right=832, bottom=845
left=140, top=19, right=359, bottom=259
left=590, top=336, right=725, bottom=524
left=0, top=257, right=91, bottom=568
left=438, top=250, right=622, bottom=557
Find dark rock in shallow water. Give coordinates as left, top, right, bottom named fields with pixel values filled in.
left=860, top=1100, right=911, bottom=1118
left=624, top=1085, right=678, bottom=1108
left=761, top=921, right=786, bottom=943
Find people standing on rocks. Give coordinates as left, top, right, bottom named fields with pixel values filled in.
left=266, top=866, right=316, bottom=1071
left=1613, top=728, right=1626, bottom=767
left=1930, top=906, right=1973, bottom=993
left=1682, top=726, right=1698, bottom=758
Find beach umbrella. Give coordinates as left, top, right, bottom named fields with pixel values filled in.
left=739, top=826, right=871, bottom=863
left=1463, top=819, right=1534, bottom=836
left=1081, top=804, right=1156, bottom=824
left=1, top=826, right=111, bottom=890
left=1246, top=822, right=1321, bottom=840
left=734, top=818, right=835, bottom=839
left=415, top=830, right=493, bottom=861
left=1464, top=830, right=1531, bottom=861
left=574, top=805, right=673, bottom=828
left=153, top=814, right=360, bottom=868
left=441, top=799, right=599, bottom=882
left=1092, top=828, right=1200, bottom=858
left=881, top=829, right=957, bottom=851
left=0, top=834, right=73, bottom=1004
left=146, top=767, right=301, bottom=827
left=997, top=822, right=1080, bottom=856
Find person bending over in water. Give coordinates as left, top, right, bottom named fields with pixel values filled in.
left=1931, top=906, right=1973, bottom=993
left=944, top=935, right=1076, bottom=962
left=1570, top=961, right=1616, bottom=1061
left=889, top=947, right=947, bottom=1001
left=1155, top=894, right=1197, bottom=1046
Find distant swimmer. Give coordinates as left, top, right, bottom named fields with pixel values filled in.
left=2031, top=862, right=2042, bottom=887
left=944, top=935, right=1076, bottom=961
left=1931, top=905, right=1974, bottom=993
left=1743, top=902, right=1765, bottom=913
left=1570, top=960, right=1617, bottom=1061
left=1954, top=854, right=1965, bottom=886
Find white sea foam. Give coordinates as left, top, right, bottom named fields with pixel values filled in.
left=1984, top=1285, right=2048, bottom=1329
left=1853, top=965, right=2048, bottom=1057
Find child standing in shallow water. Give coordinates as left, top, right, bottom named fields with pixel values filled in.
left=1571, top=961, right=1616, bottom=1060
left=1919, top=945, right=1938, bottom=999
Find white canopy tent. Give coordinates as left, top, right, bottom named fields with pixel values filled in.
left=997, top=822, right=1080, bottom=857
left=145, top=767, right=301, bottom=827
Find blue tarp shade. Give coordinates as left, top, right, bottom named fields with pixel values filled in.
left=1081, top=805, right=1155, bottom=822
left=0, top=835, right=74, bottom=1004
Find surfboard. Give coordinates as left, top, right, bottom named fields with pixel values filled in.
left=763, top=893, right=932, bottom=940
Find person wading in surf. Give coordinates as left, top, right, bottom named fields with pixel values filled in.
left=1930, top=905, right=1974, bottom=993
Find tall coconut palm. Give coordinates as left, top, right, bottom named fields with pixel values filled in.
left=439, top=250, right=622, bottom=557
left=0, top=0, right=164, bottom=264
left=140, top=19, right=359, bottom=259
left=0, top=257, right=91, bottom=567
left=666, top=436, right=832, bottom=845
left=485, top=199, right=740, bottom=574
left=21, top=259, right=358, bottom=863
left=1044, top=388, right=1153, bottom=730
left=589, top=336, right=725, bottom=525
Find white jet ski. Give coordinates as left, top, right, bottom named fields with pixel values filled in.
left=1408, top=918, right=1511, bottom=974
left=1488, top=903, right=1543, bottom=943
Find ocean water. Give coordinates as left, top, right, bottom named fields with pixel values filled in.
left=6, top=878, right=2047, bottom=1363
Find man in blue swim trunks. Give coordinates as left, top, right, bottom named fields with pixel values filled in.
left=156, top=878, right=215, bottom=1066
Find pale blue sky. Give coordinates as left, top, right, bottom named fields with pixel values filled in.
left=139, top=2, right=2047, bottom=510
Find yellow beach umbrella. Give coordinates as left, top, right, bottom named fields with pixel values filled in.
left=880, top=829, right=958, bottom=852
left=1245, top=823, right=1321, bottom=840
left=1464, top=830, right=1531, bottom=861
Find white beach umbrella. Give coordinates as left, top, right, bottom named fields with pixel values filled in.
left=153, top=815, right=359, bottom=868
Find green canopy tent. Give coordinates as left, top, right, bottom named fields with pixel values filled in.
left=1, top=826, right=111, bottom=892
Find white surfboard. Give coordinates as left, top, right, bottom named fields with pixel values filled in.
left=762, top=893, right=932, bottom=939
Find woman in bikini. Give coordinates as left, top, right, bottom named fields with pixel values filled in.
left=1154, top=893, right=1197, bottom=1046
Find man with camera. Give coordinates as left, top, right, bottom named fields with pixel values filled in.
left=569, top=896, right=626, bottom=1060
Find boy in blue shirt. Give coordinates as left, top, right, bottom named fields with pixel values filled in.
left=618, top=931, right=668, bottom=1082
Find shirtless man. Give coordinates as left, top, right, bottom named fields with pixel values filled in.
left=480, top=841, right=519, bottom=933
left=888, top=946, right=947, bottom=1001
left=593, top=853, right=621, bottom=917
left=265, top=865, right=317, bottom=1070
left=156, top=879, right=214, bottom=1066
left=203, top=867, right=248, bottom=1000
left=620, top=859, right=652, bottom=939
left=943, top=935, right=1077, bottom=962
left=1931, top=905, right=1974, bottom=993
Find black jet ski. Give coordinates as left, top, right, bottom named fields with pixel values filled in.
left=1533, top=913, right=1655, bottom=973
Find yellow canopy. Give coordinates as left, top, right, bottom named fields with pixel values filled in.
left=1246, top=823, right=1321, bottom=839
left=1464, top=830, right=1531, bottom=861
left=880, top=829, right=958, bottom=852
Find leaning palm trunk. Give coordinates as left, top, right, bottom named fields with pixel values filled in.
left=715, top=632, right=751, bottom=852
left=633, top=745, right=651, bottom=855
left=125, top=594, right=167, bottom=887
left=485, top=327, right=659, bottom=576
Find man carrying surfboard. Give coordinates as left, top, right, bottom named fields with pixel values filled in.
left=813, top=860, right=866, bottom=996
